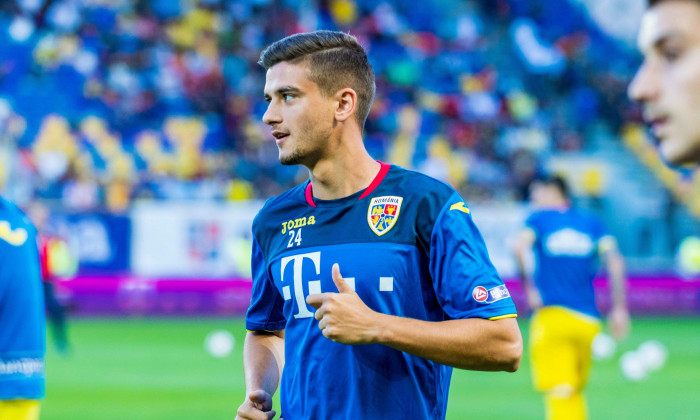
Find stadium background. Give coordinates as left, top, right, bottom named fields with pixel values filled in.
left=0, top=0, right=698, bottom=418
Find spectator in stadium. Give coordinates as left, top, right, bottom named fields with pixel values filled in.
left=513, top=175, right=629, bottom=420
left=0, top=0, right=639, bottom=208
left=629, top=0, right=700, bottom=166
left=0, top=196, right=46, bottom=420
left=237, top=30, right=522, bottom=420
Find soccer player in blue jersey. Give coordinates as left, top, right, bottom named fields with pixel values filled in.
left=629, top=0, right=700, bottom=165
left=0, top=197, right=46, bottom=420
left=236, top=30, right=522, bottom=420
left=513, top=176, right=629, bottom=420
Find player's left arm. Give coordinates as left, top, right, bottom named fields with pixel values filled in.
left=599, top=235, right=630, bottom=339
left=512, top=227, right=542, bottom=310
left=307, top=264, right=521, bottom=372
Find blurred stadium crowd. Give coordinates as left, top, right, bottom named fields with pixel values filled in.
left=0, top=0, right=653, bottom=213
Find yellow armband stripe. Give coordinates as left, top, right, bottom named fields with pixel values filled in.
left=488, top=314, right=518, bottom=320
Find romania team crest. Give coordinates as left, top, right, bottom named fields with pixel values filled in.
left=367, top=196, right=403, bottom=236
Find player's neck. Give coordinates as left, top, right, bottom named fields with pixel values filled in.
left=540, top=199, right=570, bottom=210
left=306, top=142, right=380, bottom=201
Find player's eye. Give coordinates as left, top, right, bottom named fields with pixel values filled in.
left=660, top=46, right=682, bottom=62
left=282, top=93, right=294, bottom=101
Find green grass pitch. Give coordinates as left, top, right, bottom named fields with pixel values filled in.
left=41, top=317, right=700, bottom=419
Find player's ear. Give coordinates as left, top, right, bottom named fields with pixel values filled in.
left=334, top=88, right=357, bottom=123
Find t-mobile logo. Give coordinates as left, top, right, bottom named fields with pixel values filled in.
left=280, top=252, right=321, bottom=319
left=280, top=251, right=394, bottom=319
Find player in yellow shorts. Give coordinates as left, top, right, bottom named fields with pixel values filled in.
left=530, top=307, right=601, bottom=420
left=0, top=400, right=41, bottom=420
left=514, top=176, right=629, bottom=420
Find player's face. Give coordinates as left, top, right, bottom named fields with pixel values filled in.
left=629, top=1, right=700, bottom=165
left=529, top=182, right=549, bottom=208
left=529, top=183, right=564, bottom=208
left=262, top=61, right=336, bottom=166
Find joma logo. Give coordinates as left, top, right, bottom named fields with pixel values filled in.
left=281, top=216, right=315, bottom=234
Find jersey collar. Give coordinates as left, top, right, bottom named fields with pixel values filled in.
left=304, top=161, right=391, bottom=208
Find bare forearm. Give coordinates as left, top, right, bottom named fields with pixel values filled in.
left=374, top=315, right=522, bottom=372
left=607, top=253, right=627, bottom=309
left=243, top=331, right=285, bottom=394
left=514, top=251, right=533, bottom=287
left=513, top=236, right=536, bottom=289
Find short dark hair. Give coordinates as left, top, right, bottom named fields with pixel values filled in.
left=259, top=30, right=376, bottom=130
left=539, top=175, right=570, bottom=200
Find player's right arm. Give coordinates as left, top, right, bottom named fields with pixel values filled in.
left=599, top=236, right=630, bottom=339
left=239, top=227, right=287, bottom=420
left=236, top=329, right=285, bottom=420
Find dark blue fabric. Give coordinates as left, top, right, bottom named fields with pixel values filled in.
left=0, top=197, right=46, bottom=400
left=246, top=165, right=516, bottom=419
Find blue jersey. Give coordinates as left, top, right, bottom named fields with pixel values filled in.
left=526, top=207, right=609, bottom=318
left=0, top=197, right=46, bottom=400
left=246, top=163, right=516, bottom=420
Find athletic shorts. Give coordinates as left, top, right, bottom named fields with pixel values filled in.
left=0, top=399, right=41, bottom=420
left=529, top=306, right=602, bottom=392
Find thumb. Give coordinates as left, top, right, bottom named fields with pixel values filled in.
left=331, top=263, right=352, bottom=294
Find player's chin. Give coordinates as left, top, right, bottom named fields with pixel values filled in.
left=279, top=150, right=304, bottom=166
left=660, top=137, right=700, bottom=166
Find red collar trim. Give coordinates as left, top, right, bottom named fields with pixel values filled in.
left=358, top=161, right=390, bottom=199
left=304, top=182, right=316, bottom=207
left=304, top=161, right=390, bottom=207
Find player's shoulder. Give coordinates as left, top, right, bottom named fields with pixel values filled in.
left=569, top=207, right=606, bottom=232
left=252, top=182, right=307, bottom=236
left=529, top=206, right=584, bottom=222
left=526, top=209, right=549, bottom=224
left=573, top=207, right=600, bottom=220
left=560, top=206, right=603, bottom=226
left=0, top=196, right=34, bottom=228
left=0, top=195, right=19, bottom=215
left=0, top=197, right=37, bottom=253
left=525, top=208, right=566, bottom=233
left=384, top=165, right=469, bottom=242
left=385, top=165, right=457, bottom=204
left=528, top=207, right=603, bottom=231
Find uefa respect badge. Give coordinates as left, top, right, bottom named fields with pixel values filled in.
left=472, top=285, right=511, bottom=304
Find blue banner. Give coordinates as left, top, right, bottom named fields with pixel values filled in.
left=59, top=213, right=131, bottom=273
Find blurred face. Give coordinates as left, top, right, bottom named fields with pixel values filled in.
left=262, top=61, right=335, bottom=167
left=529, top=182, right=548, bottom=208
left=629, top=0, right=700, bottom=165
left=529, top=183, right=565, bottom=208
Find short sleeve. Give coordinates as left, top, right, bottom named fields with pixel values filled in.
left=525, top=213, right=540, bottom=239
left=245, top=235, right=287, bottom=331
left=591, top=216, right=616, bottom=254
left=591, top=215, right=609, bottom=241
left=428, top=193, right=518, bottom=320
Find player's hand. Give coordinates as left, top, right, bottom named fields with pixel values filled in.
left=526, top=286, right=543, bottom=311
left=235, top=389, right=276, bottom=420
left=306, top=263, right=380, bottom=345
left=608, top=306, right=630, bottom=340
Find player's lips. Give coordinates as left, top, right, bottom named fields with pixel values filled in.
left=272, top=130, right=290, bottom=144
left=647, top=116, right=669, bottom=138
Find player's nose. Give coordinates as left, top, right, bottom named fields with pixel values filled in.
left=262, top=102, right=282, bottom=126
left=628, top=62, right=660, bottom=104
